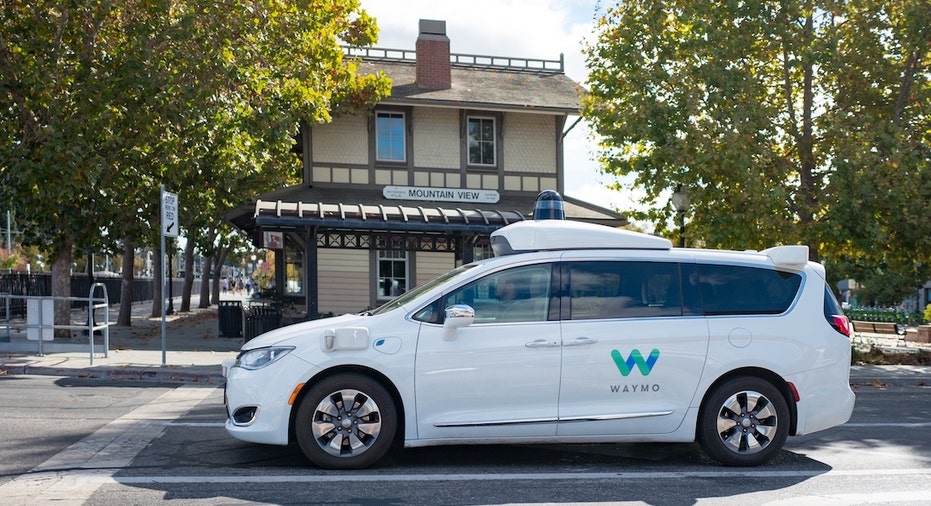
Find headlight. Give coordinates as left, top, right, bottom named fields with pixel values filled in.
left=235, top=346, right=295, bottom=371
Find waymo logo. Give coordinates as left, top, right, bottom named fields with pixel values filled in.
left=611, top=349, right=660, bottom=376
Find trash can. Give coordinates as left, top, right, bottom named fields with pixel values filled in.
left=244, top=305, right=281, bottom=341
left=218, top=300, right=243, bottom=338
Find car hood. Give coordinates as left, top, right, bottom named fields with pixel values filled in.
left=240, top=312, right=368, bottom=351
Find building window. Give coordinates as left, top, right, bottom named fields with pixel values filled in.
left=376, top=112, right=406, bottom=162
left=467, top=116, right=496, bottom=166
left=472, top=244, right=493, bottom=261
left=284, top=247, right=303, bottom=296
left=377, top=250, right=408, bottom=300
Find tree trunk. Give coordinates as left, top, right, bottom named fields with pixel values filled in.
left=117, top=236, right=134, bottom=326
left=180, top=236, right=196, bottom=312
left=211, top=246, right=229, bottom=305
left=51, top=246, right=72, bottom=338
left=150, top=246, right=162, bottom=318
left=199, top=255, right=212, bottom=309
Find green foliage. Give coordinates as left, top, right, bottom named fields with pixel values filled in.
left=252, top=261, right=275, bottom=292
left=843, top=307, right=910, bottom=324
left=0, top=249, right=21, bottom=270
left=0, top=1, right=390, bottom=295
left=841, top=264, right=923, bottom=307
left=584, top=1, right=931, bottom=300
left=924, top=304, right=931, bottom=323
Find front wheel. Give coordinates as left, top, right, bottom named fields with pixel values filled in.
left=697, top=376, right=789, bottom=466
left=294, top=373, right=397, bottom=469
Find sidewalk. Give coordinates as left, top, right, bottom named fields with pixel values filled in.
left=0, top=294, right=250, bottom=384
left=2, top=296, right=931, bottom=385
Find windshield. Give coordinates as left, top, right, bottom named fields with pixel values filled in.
left=369, top=264, right=479, bottom=315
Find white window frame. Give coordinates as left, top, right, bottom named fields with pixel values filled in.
left=375, top=111, right=406, bottom=163
left=376, top=250, right=409, bottom=301
left=467, top=116, right=496, bottom=167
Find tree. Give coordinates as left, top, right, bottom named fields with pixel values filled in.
left=583, top=1, right=930, bottom=298
left=0, top=1, right=391, bottom=328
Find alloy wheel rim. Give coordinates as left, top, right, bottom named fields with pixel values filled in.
left=715, top=390, right=778, bottom=455
left=311, top=388, right=382, bottom=457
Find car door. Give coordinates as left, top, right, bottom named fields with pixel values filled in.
left=413, top=263, right=562, bottom=440
left=556, top=257, right=709, bottom=436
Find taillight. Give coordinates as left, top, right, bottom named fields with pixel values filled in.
left=830, top=314, right=851, bottom=337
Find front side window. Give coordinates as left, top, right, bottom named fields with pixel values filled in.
left=376, top=111, right=406, bottom=162
left=568, top=261, right=682, bottom=320
left=376, top=250, right=408, bottom=301
left=377, top=264, right=478, bottom=317
left=424, top=264, right=552, bottom=324
left=467, top=116, right=496, bottom=166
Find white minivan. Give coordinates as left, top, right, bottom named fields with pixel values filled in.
left=224, top=217, right=855, bottom=469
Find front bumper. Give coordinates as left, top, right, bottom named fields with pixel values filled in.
left=224, top=353, right=319, bottom=446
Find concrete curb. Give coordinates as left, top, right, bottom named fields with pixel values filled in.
left=0, top=362, right=225, bottom=384
left=4, top=361, right=929, bottom=386
left=848, top=364, right=931, bottom=384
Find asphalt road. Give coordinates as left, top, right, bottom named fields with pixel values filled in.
left=1, top=375, right=929, bottom=505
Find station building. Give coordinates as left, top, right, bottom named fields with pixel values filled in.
left=226, top=19, right=626, bottom=320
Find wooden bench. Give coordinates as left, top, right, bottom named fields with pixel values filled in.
left=851, top=320, right=906, bottom=346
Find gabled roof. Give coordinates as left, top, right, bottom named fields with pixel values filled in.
left=351, top=49, right=583, bottom=114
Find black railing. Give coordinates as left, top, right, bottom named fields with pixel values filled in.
left=343, top=46, right=565, bottom=73
left=0, top=272, right=50, bottom=318
left=1, top=271, right=191, bottom=318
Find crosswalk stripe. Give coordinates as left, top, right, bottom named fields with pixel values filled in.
left=0, top=386, right=217, bottom=506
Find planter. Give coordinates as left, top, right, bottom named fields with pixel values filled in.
left=909, top=325, right=931, bottom=344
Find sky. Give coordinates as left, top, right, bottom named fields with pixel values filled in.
left=358, top=0, right=647, bottom=222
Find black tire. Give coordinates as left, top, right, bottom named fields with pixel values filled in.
left=294, top=373, right=397, bottom=469
left=697, top=376, right=789, bottom=467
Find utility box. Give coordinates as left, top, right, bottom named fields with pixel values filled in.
left=26, top=298, right=54, bottom=341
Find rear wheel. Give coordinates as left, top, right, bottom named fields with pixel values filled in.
left=294, top=373, right=397, bottom=469
left=697, top=376, right=789, bottom=466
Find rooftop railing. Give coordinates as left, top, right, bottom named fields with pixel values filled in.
left=343, top=46, right=564, bottom=73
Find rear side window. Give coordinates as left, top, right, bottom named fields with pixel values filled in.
left=696, top=264, right=802, bottom=315
left=567, top=261, right=682, bottom=319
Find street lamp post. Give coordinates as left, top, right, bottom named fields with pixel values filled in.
left=671, top=184, right=690, bottom=248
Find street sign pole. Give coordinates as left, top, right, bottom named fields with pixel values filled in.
left=160, top=186, right=167, bottom=366
left=160, top=185, right=179, bottom=366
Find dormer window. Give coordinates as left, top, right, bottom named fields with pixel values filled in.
left=376, top=111, right=406, bottom=163
left=467, top=116, right=496, bottom=166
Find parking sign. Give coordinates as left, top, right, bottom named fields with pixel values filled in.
left=161, top=190, right=178, bottom=237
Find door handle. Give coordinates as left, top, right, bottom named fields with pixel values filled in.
left=564, top=337, right=598, bottom=347
left=525, top=339, right=559, bottom=348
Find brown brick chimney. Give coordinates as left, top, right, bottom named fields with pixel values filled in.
left=415, top=19, right=451, bottom=90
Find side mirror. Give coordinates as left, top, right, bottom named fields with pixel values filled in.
left=443, top=304, right=474, bottom=339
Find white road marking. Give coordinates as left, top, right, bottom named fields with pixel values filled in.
left=163, top=421, right=226, bottom=427
left=841, top=422, right=931, bottom=427
left=0, top=386, right=216, bottom=506
left=21, top=467, right=921, bottom=485
left=3, top=406, right=930, bottom=505
left=756, top=491, right=931, bottom=505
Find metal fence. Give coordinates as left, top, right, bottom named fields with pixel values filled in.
left=0, top=283, right=111, bottom=364
left=1, top=271, right=190, bottom=319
